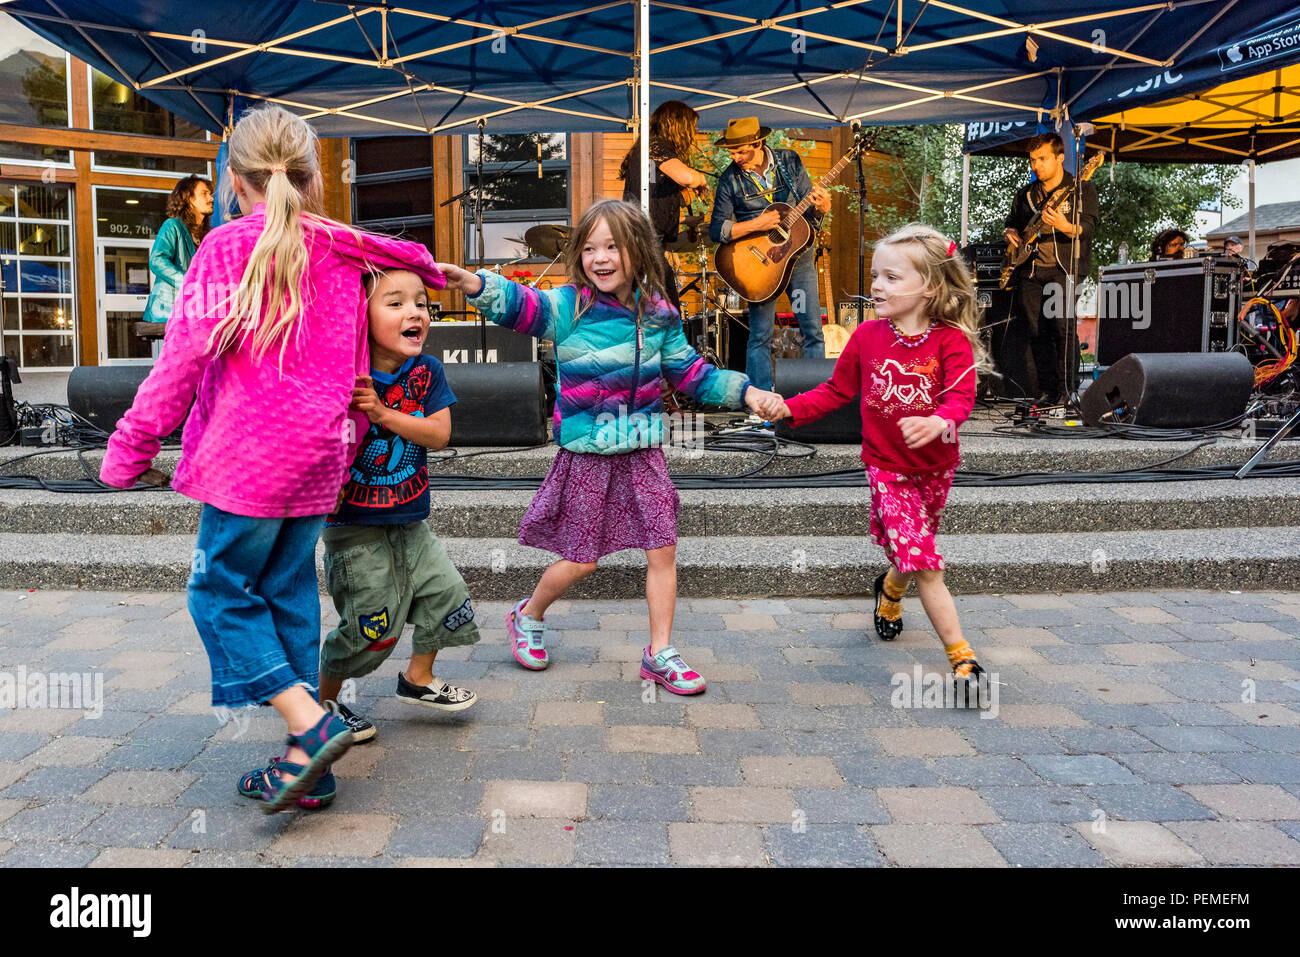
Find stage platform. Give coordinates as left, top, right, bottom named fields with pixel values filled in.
left=1, top=404, right=1298, bottom=598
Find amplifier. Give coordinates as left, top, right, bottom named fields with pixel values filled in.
left=423, top=320, right=537, bottom=364
left=1095, top=258, right=1243, bottom=366
left=1256, top=242, right=1300, bottom=298
left=963, top=241, right=1008, bottom=286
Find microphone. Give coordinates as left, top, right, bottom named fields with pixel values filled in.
left=537, top=139, right=543, bottom=180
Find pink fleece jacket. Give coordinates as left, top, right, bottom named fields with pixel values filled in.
left=99, top=205, right=445, bottom=518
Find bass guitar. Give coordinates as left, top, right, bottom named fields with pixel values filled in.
left=999, top=151, right=1103, bottom=289
left=716, top=132, right=877, bottom=303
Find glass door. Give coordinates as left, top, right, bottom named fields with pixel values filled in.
left=96, top=240, right=154, bottom=362
left=93, top=186, right=169, bottom=364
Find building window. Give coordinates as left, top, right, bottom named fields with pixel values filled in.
left=89, top=69, right=210, bottom=175
left=0, top=12, right=72, bottom=165
left=350, top=136, right=435, bottom=257
left=1, top=182, right=76, bottom=370
left=463, top=133, right=568, bottom=264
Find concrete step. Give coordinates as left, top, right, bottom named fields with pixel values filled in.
left=3, top=528, right=1298, bottom=597
left=2, top=479, right=1297, bottom=538
left=3, top=431, right=1297, bottom=482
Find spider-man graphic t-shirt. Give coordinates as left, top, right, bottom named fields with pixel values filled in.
left=330, top=354, right=456, bottom=526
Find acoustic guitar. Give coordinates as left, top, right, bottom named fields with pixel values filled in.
left=999, top=150, right=1104, bottom=289
left=716, top=138, right=872, bottom=304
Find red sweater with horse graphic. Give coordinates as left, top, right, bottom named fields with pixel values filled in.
left=784, top=318, right=977, bottom=474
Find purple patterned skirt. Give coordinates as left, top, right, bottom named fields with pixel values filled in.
left=519, top=448, right=680, bottom=563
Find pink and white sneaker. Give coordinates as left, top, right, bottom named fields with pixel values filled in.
left=507, top=597, right=549, bottom=670
left=640, top=645, right=706, bottom=695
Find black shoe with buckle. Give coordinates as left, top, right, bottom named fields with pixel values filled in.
left=872, top=571, right=904, bottom=641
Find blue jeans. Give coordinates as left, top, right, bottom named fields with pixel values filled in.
left=187, top=504, right=325, bottom=708
left=745, top=250, right=824, bottom=392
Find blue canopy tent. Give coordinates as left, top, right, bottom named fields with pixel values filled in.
left=9, top=1, right=1299, bottom=236
left=9, top=1, right=1300, bottom=141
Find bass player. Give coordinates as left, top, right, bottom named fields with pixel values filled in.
left=1002, top=132, right=1098, bottom=406
left=709, top=116, right=831, bottom=391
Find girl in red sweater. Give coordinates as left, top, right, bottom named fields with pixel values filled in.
left=759, top=224, right=987, bottom=681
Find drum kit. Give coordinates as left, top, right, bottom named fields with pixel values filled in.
left=667, top=214, right=745, bottom=369
left=504, top=216, right=747, bottom=368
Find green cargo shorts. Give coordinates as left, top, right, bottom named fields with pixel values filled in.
left=320, top=521, right=481, bottom=680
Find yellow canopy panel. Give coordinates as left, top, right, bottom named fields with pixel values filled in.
left=1097, top=65, right=1300, bottom=129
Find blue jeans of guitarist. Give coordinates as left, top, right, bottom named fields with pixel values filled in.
left=709, top=146, right=825, bottom=392
left=744, top=253, right=824, bottom=391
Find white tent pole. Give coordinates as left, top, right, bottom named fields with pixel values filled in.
left=638, top=0, right=650, bottom=215
left=1247, top=158, right=1256, bottom=263
left=961, top=151, right=970, bottom=246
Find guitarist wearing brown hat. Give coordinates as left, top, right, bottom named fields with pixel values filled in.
left=709, top=117, right=832, bottom=391
left=1001, top=132, right=1099, bottom=407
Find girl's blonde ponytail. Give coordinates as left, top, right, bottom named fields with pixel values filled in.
left=207, top=106, right=327, bottom=366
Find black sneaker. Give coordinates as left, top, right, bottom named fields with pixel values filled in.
left=325, top=699, right=376, bottom=743
left=395, top=671, right=477, bottom=712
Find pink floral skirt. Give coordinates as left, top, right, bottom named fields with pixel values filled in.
left=867, top=464, right=955, bottom=573
left=519, top=448, right=680, bottom=563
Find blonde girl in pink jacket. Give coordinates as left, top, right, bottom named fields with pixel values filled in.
left=99, top=106, right=445, bottom=813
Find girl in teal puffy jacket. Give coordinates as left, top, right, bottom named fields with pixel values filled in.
left=439, top=199, right=782, bottom=695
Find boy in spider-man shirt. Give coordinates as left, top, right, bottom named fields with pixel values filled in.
left=318, top=268, right=480, bottom=750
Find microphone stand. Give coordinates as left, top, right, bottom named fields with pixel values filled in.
left=1065, top=147, right=1084, bottom=411
left=853, top=122, right=867, bottom=317
left=474, top=120, right=487, bottom=363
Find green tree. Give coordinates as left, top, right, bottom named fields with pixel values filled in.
left=1091, top=161, right=1239, bottom=270
left=844, top=124, right=1241, bottom=280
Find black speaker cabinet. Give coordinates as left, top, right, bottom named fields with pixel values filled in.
left=441, top=361, right=547, bottom=446
left=1096, top=258, right=1243, bottom=366
left=772, top=358, right=862, bottom=443
left=67, top=366, right=186, bottom=442
left=1080, top=352, right=1253, bottom=428
left=423, top=321, right=537, bottom=363
left=975, top=284, right=1027, bottom=398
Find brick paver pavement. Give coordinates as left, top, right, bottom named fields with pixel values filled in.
left=0, top=589, right=1297, bottom=867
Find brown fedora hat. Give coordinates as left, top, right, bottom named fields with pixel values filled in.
left=714, top=116, right=772, bottom=148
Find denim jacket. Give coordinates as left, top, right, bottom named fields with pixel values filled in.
left=708, top=147, right=821, bottom=245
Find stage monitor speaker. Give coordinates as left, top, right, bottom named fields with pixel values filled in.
left=772, top=358, right=862, bottom=444
left=68, top=363, right=548, bottom=449
left=442, top=361, right=547, bottom=447
left=67, top=366, right=186, bottom=442
left=1080, top=352, right=1253, bottom=428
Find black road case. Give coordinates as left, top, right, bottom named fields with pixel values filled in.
left=1095, top=257, right=1243, bottom=366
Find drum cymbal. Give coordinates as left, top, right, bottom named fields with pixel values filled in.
left=665, top=232, right=716, bottom=253
left=524, top=224, right=572, bottom=259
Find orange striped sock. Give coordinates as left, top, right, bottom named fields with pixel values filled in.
left=945, top=639, right=979, bottom=678
left=879, top=572, right=905, bottom=619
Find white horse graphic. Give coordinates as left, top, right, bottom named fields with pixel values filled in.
left=876, top=357, right=938, bottom=406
